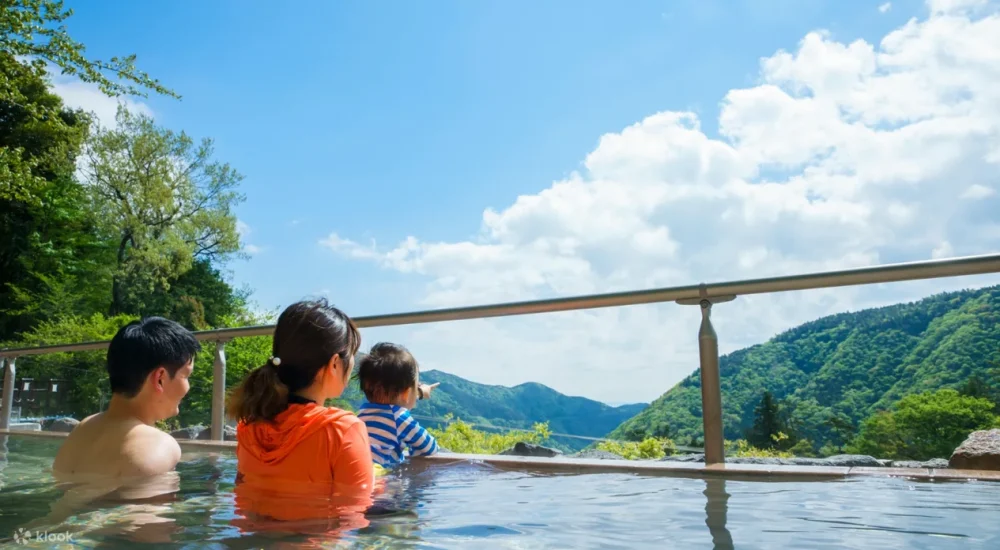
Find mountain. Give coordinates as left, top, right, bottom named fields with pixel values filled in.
left=609, top=285, right=1000, bottom=449
left=337, top=370, right=645, bottom=451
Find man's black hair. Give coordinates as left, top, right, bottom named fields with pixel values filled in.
left=357, top=342, right=418, bottom=404
left=107, top=317, right=202, bottom=397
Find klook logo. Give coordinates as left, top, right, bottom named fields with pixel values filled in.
left=11, top=528, right=74, bottom=545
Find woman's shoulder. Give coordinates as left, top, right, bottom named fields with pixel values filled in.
left=315, top=405, right=365, bottom=429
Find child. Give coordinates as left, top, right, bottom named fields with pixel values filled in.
left=356, top=342, right=440, bottom=467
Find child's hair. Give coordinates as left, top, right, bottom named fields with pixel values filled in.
left=357, top=342, right=419, bottom=404
left=227, top=299, right=361, bottom=423
left=107, top=317, right=202, bottom=397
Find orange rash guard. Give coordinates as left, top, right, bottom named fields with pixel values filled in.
left=232, top=403, right=377, bottom=528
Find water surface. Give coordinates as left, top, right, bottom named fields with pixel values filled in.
left=1, top=435, right=999, bottom=548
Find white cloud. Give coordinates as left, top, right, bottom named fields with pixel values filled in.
left=236, top=220, right=264, bottom=255
left=879, top=2, right=892, bottom=13
left=960, top=183, right=995, bottom=199
left=932, top=240, right=955, bottom=258
left=323, top=1, right=1000, bottom=403
left=927, top=0, right=988, bottom=13
left=48, top=70, right=153, bottom=128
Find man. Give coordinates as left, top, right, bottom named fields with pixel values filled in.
left=53, top=317, right=201, bottom=478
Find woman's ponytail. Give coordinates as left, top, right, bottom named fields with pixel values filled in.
left=226, top=361, right=289, bottom=423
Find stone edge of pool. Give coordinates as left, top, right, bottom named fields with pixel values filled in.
left=4, top=429, right=1000, bottom=483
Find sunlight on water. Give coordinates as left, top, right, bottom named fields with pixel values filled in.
left=1, top=435, right=999, bottom=549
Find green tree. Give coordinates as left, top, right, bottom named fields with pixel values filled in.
left=1, top=0, right=176, bottom=99
left=822, top=413, right=856, bottom=451
left=179, top=310, right=274, bottom=427
left=747, top=391, right=789, bottom=450
left=81, top=106, right=245, bottom=315
left=848, top=389, right=997, bottom=460
left=959, top=372, right=1000, bottom=415
left=0, top=52, right=110, bottom=339
left=958, top=374, right=992, bottom=400
left=128, top=259, right=250, bottom=331
left=6, top=312, right=137, bottom=417
left=788, top=438, right=817, bottom=457
left=846, top=411, right=902, bottom=459
left=2, top=0, right=176, bottom=205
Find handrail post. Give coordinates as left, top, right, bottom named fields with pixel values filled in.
left=1, top=358, right=16, bottom=430
left=699, top=301, right=725, bottom=465
left=210, top=340, right=229, bottom=441
left=678, top=290, right=734, bottom=465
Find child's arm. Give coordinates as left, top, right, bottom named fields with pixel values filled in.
left=396, top=409, right=438, bottom=458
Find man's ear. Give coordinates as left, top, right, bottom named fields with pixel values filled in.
left=151, top=367, right=168, bottom=393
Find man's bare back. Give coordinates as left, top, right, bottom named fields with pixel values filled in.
left=53, top=412, right=182, bottom=479
left=50, top=317, right=199, bottom=480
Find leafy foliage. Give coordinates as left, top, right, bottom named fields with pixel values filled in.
left=82, top=106, right=245, bottom=315
left=0, top=51, right=110, bottom=338
left=727, top=439, right=794, bottom=459
left=596, top=437, right=676, bottom=460
left=747, top=391, right=794, bottom=450
left=611, top=286, right=1000, bottom=452
left=177, top=311, right=275, bottom=427
left=4, top=312, right=137, bottom=416
left=847, top=389, right=997, bottom=460
left=0, top=2, right=261, bottom=431
left=426, top=416, right=551, bottom=454
left=1, top=0, right=176, bottom=99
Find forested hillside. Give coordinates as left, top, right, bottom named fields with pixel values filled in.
left=335, top=370, right=645, bottom=451
left=610, top=286, right=1000, bottom=452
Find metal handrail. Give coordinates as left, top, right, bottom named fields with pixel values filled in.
left=3, top=252, right=1000, bottom=458
left=3, top=252, right=999, bottom=357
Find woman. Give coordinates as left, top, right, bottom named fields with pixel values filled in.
left=226, top=299, right=375, bottom=527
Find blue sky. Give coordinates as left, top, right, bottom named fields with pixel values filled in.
left=57, top=0, right=1000, bottom=403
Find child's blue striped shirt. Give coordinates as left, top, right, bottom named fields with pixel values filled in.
left=357, top=402, right=438, bottom=467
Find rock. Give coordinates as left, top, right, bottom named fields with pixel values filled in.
left=817, top=454, right=882, bottom=468
left=574, top=449, right=623, bottom=460
left=197, top=425, right=237, bottom=441
left=950, top=429, right=1000, bottom=471
left=728, top=457, right=794, bottom=465
left=46, top=417, right=79, bottom=433
left=9, top=422, right=41, bottom=432
left=787, top=458, right=829, bottom=466
left=876, top=459, right=894, bottom=467
left=499, top=442, right=563, bottom=458
left=893, top=458, right=950, bottom=469
left=723, top=454, right=881, bottom=467
left=170, top=426, right=204, bottom=440
left=660, top=453, right=705, bottom=463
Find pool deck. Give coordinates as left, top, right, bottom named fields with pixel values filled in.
left=5, top=429, right=1000, bottom=483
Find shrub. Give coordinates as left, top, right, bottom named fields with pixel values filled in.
left=427, top=417, right=551, bottom=454
left=847, top=389, right=997, bottom=460
left=788, top=438, right=817, bottom=457
left=596, top=437, right=676, bottom=460
left=727, top=439, right=794, bottom=458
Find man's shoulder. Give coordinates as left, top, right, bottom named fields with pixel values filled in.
left=121, top=425, right=182, bottom=477
left=54, top=417, right=180, bottom=478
